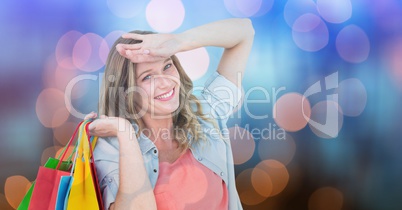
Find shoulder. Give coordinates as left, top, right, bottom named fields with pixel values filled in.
left=192, top=71, right=241, bottom=122
left=93, top=136, right=120, bottom=162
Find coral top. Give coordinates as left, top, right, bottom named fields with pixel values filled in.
left=154, top=149, right=229, bottom=210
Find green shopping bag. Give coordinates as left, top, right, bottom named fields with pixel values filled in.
left=17, top=122, right=83, bottom=210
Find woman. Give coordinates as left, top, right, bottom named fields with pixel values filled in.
left=86, top=18, right=254, bottom=210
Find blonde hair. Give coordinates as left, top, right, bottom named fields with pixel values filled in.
left=99, top=30, right=215, bottom=149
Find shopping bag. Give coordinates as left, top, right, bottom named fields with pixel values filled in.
left=17, top=158, right=72, bottom=210
left=55, top=175, right=73, bottom=210
left=55, top=120, right=88, bottom=210
left=88, top=135, right=104, bottom=210
left=66, top=121, right=102, bottom=210
left=26, top=121, right=83, bottom=210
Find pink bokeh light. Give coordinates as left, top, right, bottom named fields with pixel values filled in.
left=224, top=0, right=263, bottom=17
left=36, top=88, right=70, bottom=128
left=273, top=92, right=312, bottom=132
left=284, top=0, right=318, bottom=27
left=176, top=47, right=210, bottom=81
left=55, top=30, right=83, bottom=69
left=146, top=0, right=185, bottom=33
left=229, top=126, right=255, bottom=165
left=292, top=13, right=329, bottom=52
left=73, top=33, right=108, bottom=72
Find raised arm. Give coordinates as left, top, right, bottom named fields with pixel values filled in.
left=87, top=115, right=157, bottom=210
left=177, top=18, right=255, bottom=85
left=117, top=18, right=255, bottom=86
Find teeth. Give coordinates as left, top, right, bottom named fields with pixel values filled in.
left=156, top=89, right=173, bottom=99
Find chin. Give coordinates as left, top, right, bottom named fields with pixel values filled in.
left=150, top=101, right=180, bottom=117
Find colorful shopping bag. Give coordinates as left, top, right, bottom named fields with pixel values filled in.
left=55, top=175, right=74, bottom=210
left=66, top=121, right=103, bottom=210
left=55, top=120, right=88, bottom=210
left=88, top=135, right=104, bottom=210
left=25, top=121, right=83, bottom=210
left=17, top=158, right=72, bottom=210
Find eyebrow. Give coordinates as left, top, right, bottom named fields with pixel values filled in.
left=137, top=58, right=172, bottom=79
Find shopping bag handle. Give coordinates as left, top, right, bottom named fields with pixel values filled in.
left=85, top=122, right=97, bottom=162
left=55, top=121, right=84, bottom=170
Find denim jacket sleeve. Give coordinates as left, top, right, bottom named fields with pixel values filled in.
left=199, top=71, right=241, bottom=127
left=195, top=71, right=243, bottom=210
left=93, top=137, right=120, bottom=210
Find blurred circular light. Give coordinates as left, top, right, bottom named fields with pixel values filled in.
left=53, top=121, right=78, bottom=145
left=258, top=133, right=296, bottom=165
left=176, top=47, right=210, bottom=81
left=54, top=64, right=80, bottom=90
left=251, top=167, right=273, bottom=197
left=224, top=0, right=263, bottom=17
left=41, top=146, right=61, bottom=165
left=256, top=159, right=289, bottom=196
left=104, top=30, right=126, bottom=48
left=309, top=100, right=344, bottom=139
left=106, top=0, right=147, bottom=18
left=386, top=38, right=402, bottom=90
left=56, top=146, right=76, bottom=161
left=292, top=13, right=329, bottom=52
left=4, top=176, right=31, bottom=209
left=228, top=126, right=255, bottom=165
left=284, top=0, right=318, bottom=27
left=236, top=168, right=268, bottom=205
left=55, top=30, right=83, bottom=69
left=253, top=0, right=275, bottom=17
left=101, top=30, right=126, bottom=63
left=308, top=187, right=344, bottom=210
left=73, top=33, right=108, bottom=72
left=337, top=78, right=367, bottom=116
left=43, top=54, right=82, bottom=97
left=336, top=25, right=370, bottom=63
left=273, top=92, right=312, bottom=132
left=36, top=88, right=70, bottom=128
left=146, top=0, right=185, bottom=33
left=0, top=193, right=13, bottom=210
left=317, top=0, right=352, bottom=23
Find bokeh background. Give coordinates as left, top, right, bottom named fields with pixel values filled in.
left=1, top=0, right=402, bottom=209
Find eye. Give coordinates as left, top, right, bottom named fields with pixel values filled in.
left=164, top=63, right=172, bottom=71
left=142, top=75, right=151, bottom=81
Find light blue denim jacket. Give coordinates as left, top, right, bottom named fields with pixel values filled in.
left=94, top=72, right=243, bottom=210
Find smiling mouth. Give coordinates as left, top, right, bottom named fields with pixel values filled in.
left=154, top=88, right=175, bottom=100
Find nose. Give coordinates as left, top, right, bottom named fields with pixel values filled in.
left=154, top=75, right=171, bottom=89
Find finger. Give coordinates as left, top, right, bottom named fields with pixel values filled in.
left=88, top=122, right=95, bottom=131
left=126, top=49, right=151, bottom=56
left=117, top=43, right=142, bottom=51
left=122, top=33, right=144, bottom=40
left=116, top=45, right=128, bottom=57
left=127, top=54, right=148, bottom=63
left=84, top=112, right=97, bottom=120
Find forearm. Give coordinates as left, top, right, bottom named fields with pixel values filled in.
left=113, top=126, right=156, bottom=210
left=177, top=18, right=254, bottom=52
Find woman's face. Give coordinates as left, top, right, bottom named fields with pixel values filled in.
left=134, top=58, right=181, bottom=118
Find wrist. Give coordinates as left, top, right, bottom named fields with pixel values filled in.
left=114, top=118, right=132, bottom=137
left=175, top=32, right=195, bottom=52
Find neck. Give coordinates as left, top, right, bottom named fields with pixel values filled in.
left=141, top=113, right=174, bottom=144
